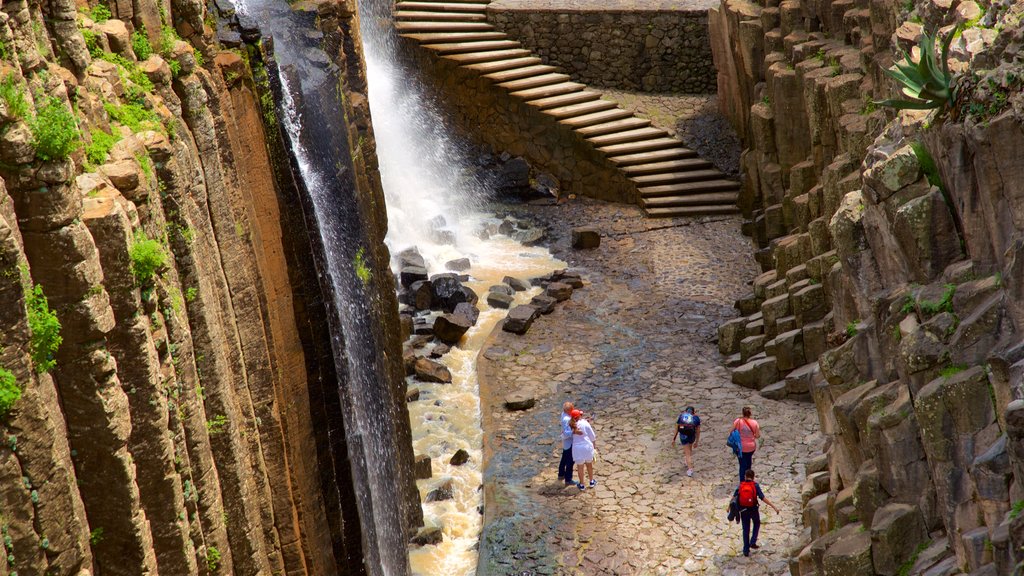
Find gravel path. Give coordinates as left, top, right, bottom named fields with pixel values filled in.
left=476, top=199, right=821, bottom=575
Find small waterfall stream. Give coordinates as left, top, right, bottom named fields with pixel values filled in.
left=357, top=3, right=562, bottom=575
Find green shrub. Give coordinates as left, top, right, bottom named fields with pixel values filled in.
left=206, top=545, right=221, bottom=572
left=939, top=364, right=967, bottom=378
left=104, top=102, right=162, bottom=133
left=0, top=74, right=29, bottom=120
left=354, top=247, right=371, bottom=285
left=845, top=321, right=859, bottom=339
left=919, top=284, right=956, bottom=315
left=84, top=128, right=120, bottom=166
left=1011, top=500, right=1024, bottom=520
left=206, top=414, right=228, bottom=435
left=88, top=3, right=111, bottom=22
left=131, top=28, right=152, bottom=60
left=0, top=368, right=21, bottom=418
left=129, top=232, right=167, bottom=285
left=168, top=59, right=181, bottom=78
left=25, top=283, right=62, bottom=373
left=89, top=527, right=103, bottom=545
left=82, top=28, right=102, bottom=57
left=30, top=98, right=81, bottom=161
left=159, top=25, right=179, bottom=56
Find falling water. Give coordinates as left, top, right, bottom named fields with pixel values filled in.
left=357, top=2, right=562, bottom=575
left=230, top=0, right=410, bottom=574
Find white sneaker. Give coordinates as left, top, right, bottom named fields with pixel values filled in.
left=686, top=469, right=694, bottom=477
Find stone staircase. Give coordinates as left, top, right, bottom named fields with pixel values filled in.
left=393, top=0, right=740, bottom=218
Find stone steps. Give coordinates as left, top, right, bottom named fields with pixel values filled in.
left=579, top=119, right=656, bottom=138
left=423, top=40, right=521, bottom=54
left=395, top=0, right=738, bottom=217
left=510, top=81, right=586, bottom=101
left=638, top=179, right=741, bottom=197
left=394, top=10, right=488, bottom=21
left=587, top=127, right=668, bottom=146
left=396, top=1, right=490, bottom=11
left=498, top=72, right=571, bottom=91
left=483, top=64, right=559, bottom=82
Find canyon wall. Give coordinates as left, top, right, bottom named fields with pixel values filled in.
left=0, top=0, right=418, bottom=574
left=712, top=0, right=1024, bottom=574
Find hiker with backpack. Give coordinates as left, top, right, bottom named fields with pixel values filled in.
left=672, top=406, right=701, bottom=477
left=731, top=406, right=761, bottom=482
left=569, top=409, right=597, bottom=491
left=729, top=469, right=779, bottom=557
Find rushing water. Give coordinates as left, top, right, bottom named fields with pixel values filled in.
left=231, top=0, right=411, bottom=573
left=357, top=2, right=562, bottom=574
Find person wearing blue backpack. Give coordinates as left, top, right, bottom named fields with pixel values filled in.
left=672, top=406, right=701, bottom=477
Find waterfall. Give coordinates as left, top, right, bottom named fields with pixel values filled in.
left=229, top=0, right=410, bottom=574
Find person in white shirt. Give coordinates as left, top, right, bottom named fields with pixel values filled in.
left=570, top=409, right=597, bottom=491
left=558, top=402, right=575, bottom=485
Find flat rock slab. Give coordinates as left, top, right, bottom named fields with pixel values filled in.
left=504, top=394, right=536, bottom=411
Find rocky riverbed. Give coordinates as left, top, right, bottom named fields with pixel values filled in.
left=476, top=198, right=821, bottom=575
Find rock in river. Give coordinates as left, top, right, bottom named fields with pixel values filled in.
left=414, top=357, right=452, bottom=383
left=503, top=305, right=539, bottom=335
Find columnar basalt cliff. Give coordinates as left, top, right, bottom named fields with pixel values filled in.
left=0, top=0, right=418, bottom=573
left=712, top=0, right=1024, bottom=573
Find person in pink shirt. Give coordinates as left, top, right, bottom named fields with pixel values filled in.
left=732, top=406, right=760, bottom=482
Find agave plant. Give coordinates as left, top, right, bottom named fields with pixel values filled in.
left=876, top=25, right=960, bottom=111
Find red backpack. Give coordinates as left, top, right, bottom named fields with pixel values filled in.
left=738, top=481, right=757, bottom=507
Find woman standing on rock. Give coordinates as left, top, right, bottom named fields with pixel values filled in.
left=570, top=409, right=597, bottom=491
left=732, top=406, right=760, bottom=482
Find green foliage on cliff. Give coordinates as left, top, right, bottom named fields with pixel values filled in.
left=0, top=368, right=21, bottom=418
left=0, top=74, right=28, bottom=120
left=205, top=414, right=228, bottom=435
left=89, top=3, right=111, bottom=23
left=131, top=28, right=152, bottom=61
left=30, top=98, right=81, bottom=161
left=354, top=247, right=371, bottom=285
left=85, top=128, right=120, bottom=166
left=25, top=283, right=62, bottom=373
left=206, top=545, right=221, bottom=572
left=129, top=231, right=167, bottom=286
left=104, top=101, right=162, bottom=133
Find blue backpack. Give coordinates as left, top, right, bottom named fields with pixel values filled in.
left=726, top=429, right=741, bottom=456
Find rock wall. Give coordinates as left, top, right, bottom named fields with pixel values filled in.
left=711, top=0, right=1024, bottom=573
left=0, top=0, right=418, bottom=574
left=486, top=0, right=717, bottom=93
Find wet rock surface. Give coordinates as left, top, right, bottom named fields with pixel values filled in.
left=477, top=198, right=819, bottom=574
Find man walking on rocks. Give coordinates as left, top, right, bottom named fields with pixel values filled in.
left=558, top=401, right=575, bottom=485
left=730, top=469, right=779, bottom=557
left=672, top=406, right=701, bottom=477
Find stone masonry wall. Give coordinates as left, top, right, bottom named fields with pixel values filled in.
left=486, top=0, right=718, bottom=94
left=403, top=41, right=638, bottom=204
left=0, top=0, right=417, bottom=573
left=711, top=0, right=1024, bottom=574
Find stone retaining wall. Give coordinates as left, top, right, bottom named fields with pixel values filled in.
left=487, top=0, right=717, bottom=94
left=402, top=42, right=638, bottom=204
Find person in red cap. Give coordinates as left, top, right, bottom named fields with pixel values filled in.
left=569, top=409, right=597, bottom=491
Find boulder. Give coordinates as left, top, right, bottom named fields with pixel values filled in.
left=822, top=528, right=873, bottom=576
left=504, top=394, right=536, bottom=411
left=759, top=381, right=788, bottom=400
left=486, top=291, right=514, bottom=309
left=414, top=455, right=432, bottom=479
left=406, top=387, right=420, bottom=402
left=425, top=480, right=454, bottom=502
left=411, top=527, right=443, bottom=546
left=454, top=302, right=479, bottom=325
left=513, top=227, right=546, bottom=246
left=406, top=280, right=432, bottom=310
left=497, top=156, right=530, bottom=189
left=530, top=295, right=556, bottom=315
left=870, top=503, right=928, bottom=576
left=399, top=248, right=425, bottom=270
left=96, top=18, right=132, bottom=56
left=445, top=257, right=471, bottom=271
left=99, top=160, right=140, bottom=192
left=431, top=275, right=469, bottom=312
left=449, top=449, right=470, bottom=466
left=489, top=283, right=514, bottom=296
left=400, top=265, right=428, bottom=288
left=433, top=313, right=472, bottom=345
left=503, top=305, right=538, bottom=335
left=731, top=356, right=778, bottom=389
left=429, top=343, right=450, bottom=358
left=414, top=357, right=452, bottom=383
left=571, top=227, right=601, bottom=249
left=545, top=282, right=573, bottom=302
left=718, top=317, right=747, bottom=355
left=502, top=276, right=529, bottom=292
